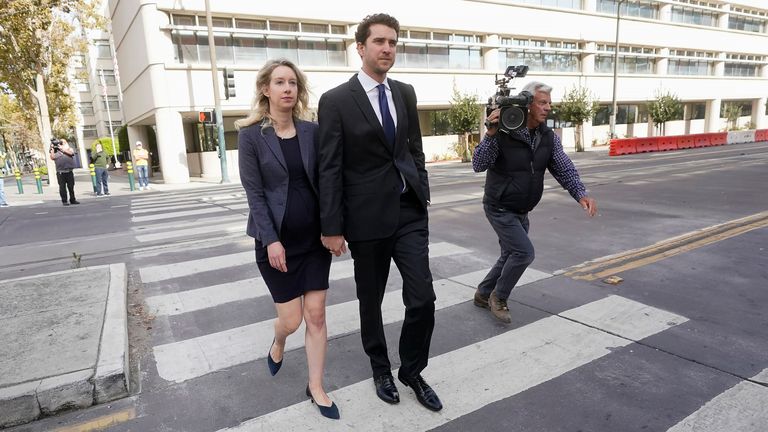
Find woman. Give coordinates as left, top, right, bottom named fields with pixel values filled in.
left=237, top=59, right=341, bottom=420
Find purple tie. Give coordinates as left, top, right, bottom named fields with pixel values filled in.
left=378, top=84, right=396, bottom=147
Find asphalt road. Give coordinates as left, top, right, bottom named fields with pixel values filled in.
left=1, top=142, right=766, bottom=432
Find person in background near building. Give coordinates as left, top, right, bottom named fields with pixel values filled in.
left=237, top=59, right=340, bottom=420
left=472, top=81, right=598, bottom=323
left=0, top=150, right=8, bottom=207
left=133, top=141, right=149, bottom=190
left=318, top=13, right=442, bottom=412
left=50, top=138, right=80, bottom=206
left=91, top=143, right=110, bottom=196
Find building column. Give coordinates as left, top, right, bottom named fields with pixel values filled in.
left=658, top=3, right=672, bottom=21
left=656, top=47, right=669, bottom=75
left=347, top=26, right=361, bottom=70
left=718, top=4, right=730, bottom=29
left=154, top=108, right=190, bottom=183
left=582, top=42, right=596, bottom=74
left=714, top=52, right=726, bottom=76
left=705, top=99, right=722, bottom=132
left=582, top=0, right=596, bottom=12
left=753, top=97, right=767, bottom=129
left=485, top=34, right=500, bottom=72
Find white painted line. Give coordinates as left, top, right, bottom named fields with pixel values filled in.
left=666, top=369, right=768, bottom=432
left=154, top=273, right=486, bottom=384
left=132, top=214, right=245, bottom=233
left=217, top=295, right=687, bottom=431
left=144, top=241, right=472, bottom=315
left=430, top=193, right=482, bottom=205
left=34, top=212, right=49, bottom=215
left=139, top=241, right=470, bottom=284
left=110, top=205, right=128, bottom=209
left=131, top=207, right=228, bottom=223
left=448, top=267, right=551, bottom=288
left=135, top=222, right=246, bottom=243
left=130, top=203, right=213, bottom=214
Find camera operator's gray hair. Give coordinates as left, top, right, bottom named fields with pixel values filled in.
left=521, top=81, right=552, bottom=95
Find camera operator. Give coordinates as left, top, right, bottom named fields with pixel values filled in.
left=49, top=138, right=80, bottom=206
left=472, top=81, right=597, bottom=323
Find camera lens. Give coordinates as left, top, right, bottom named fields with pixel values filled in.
left=500, top=106, right=526, bottom=131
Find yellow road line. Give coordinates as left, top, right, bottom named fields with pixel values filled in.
left=54, top=407, right=136, bottom=432
left=564, top=211, right=768, bottom=281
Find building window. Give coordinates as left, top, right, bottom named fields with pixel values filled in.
left=511, top=0, right=580, bottom=8
left=107, top=120, right=122, bottom=130
left=598, top=0, right=657, bottom=19
left=667, top=49, right=715, bottom=76
left=595, top=45, right=655, bottom=74
left=728, top=12, right=765, bottom=33
left=266, top=37, right=299, bottom=63
left=100, top=69, right=116, bottom=86
left=670, top=5, right=719, bottom=27
left=720, top=101, right=752, bottom=118
left=397, top=30, right=484, bottom=70
left=687, top=103, right=706, bottom=120
left=82, top=125, right=98, bottom=138
left=233, top=35, right=267, bottom=65
left=101, top=96, right=120, bottom=111
left=76, top=81, right=90, bottom=92
left=211, top=17, right=233, bottom=28
left=270, top=21, right=298, bottom=32
left=172, top=15, right=196, bottom=26
left=235, top=19, right=266, bottom=29
left=80, top=102, right=94, bottom=116
left=95, top=40, right=111, bottom=58
left=724, top=62, right=758, bottom=77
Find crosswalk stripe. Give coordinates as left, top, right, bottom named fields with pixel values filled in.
left=131, top=207, right=230, bottom=223
left=145, top=256, right=549, bottom=318
left=131, top=214, right=245, bottom=233
left=153, top=272, right=487, bottom=384
left=130, top=203, right=216, bottom=214
left=217, top=295, right=687, bottom=431
left=139, top=241, right=470, bottom=284
left=666, top=369, right=768, bottom=432
left=136, top=222, right=246, bottom=243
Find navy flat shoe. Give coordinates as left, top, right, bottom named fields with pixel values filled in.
left=267, top=339, right=282, bottom=376
left=306, top=385, right=340, bottom=420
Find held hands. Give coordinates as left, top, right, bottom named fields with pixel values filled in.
left=579, top=197, right=598, bottom=217
left=484, top=108, right=500, bottom=137
left=321, top=235, right=347, bottom=257
left=267, top=241, right=288, bottom=272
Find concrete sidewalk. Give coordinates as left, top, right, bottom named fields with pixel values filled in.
left=0, top=264, right=129, bottom=429
left=1, top=168, right=236, bottom=207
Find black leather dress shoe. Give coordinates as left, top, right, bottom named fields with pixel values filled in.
left=374, top=374, right=400, bottom=404
left=398, top=373, right=443, bottom=411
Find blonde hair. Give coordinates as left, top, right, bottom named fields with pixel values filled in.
left=234, top=59, right=310, bottom=130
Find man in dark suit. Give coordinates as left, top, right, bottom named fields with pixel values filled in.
left=317, top=13, right=442, bottom=412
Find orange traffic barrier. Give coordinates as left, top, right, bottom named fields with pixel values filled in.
left=677, top=136, right=695, bottom=149
left=710, top=132, right=727, bottom=146
left=755, top=129, right=768, bottom=142
left=657, top=136, right=678, bottom=151
left=609, top=138, right=637, bottom=156
left=635, top=137, right=659, bottom=153
left=693, top=134, right=711, bottom=148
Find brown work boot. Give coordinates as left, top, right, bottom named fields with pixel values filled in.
left=488, top=292, right=512, bottom=323
left=473, top=290, right=489, bottom=309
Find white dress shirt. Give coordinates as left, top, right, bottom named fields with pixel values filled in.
left=357, top=70, right=398, bottom=129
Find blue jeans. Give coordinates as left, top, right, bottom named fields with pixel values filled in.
left=0, top=176, right=7, bottom=206
left=136, top=165, right=148, bottom=187
left=95, top=167, right=109, bottom=194
left=477, top=204, right=535, bottom=301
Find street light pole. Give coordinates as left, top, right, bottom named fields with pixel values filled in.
left=609, top=0, right=624, bottom=139
left=204, top=0, right=230, bottom=183
left=99, top=69, right=120, bottom=169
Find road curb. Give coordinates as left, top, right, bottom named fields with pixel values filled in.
left=0, top=264, right=130, bottom=428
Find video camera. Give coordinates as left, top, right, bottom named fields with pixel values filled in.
left=486, top=65, right=532, bottom=134
left=50, top=138, right=62, bottom=152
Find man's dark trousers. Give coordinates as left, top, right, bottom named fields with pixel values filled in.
left=477, top=204, right=535, bottom=300
left=348, top=190, right=435, bottom=379
left=56, top=171, right=76, bottom=204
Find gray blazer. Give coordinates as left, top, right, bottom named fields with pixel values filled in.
left=238, top=119, right=319, bottom=247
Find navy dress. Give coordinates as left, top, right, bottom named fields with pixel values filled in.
left=256, top=135, right=331, bottom=303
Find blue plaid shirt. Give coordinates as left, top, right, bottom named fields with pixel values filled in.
left=472, top=128, right=587, bottom=202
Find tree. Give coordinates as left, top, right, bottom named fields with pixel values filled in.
left=0, top=0, right=104, bottom=184
left=647, top=90, right=683, bottom=136
left=0, top=93, right=40, bottom=171
left=91, top=136, right=120, bottom=156
left=722, top=102, right=742, bottom=131
left=447, top=86, right=481, bottom=162
left=555, top=86, right=598, bottom=152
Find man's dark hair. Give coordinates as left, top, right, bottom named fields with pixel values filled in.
left=355, top=13, right=400, bottom=44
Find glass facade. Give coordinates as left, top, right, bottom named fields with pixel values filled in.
left=597, top=0, right=657, bottom=19
left=671, top=5, right=719, bottom=26
left=595, top=45, right=656, bottom=74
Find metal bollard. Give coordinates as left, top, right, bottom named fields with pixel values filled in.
left=33, top=168, right=43, bottom=194
left=14, top=169, right=23, bottom=194
left=126, top=161, right=136, bottom=191
left=89, top=163, right=98, bottom=193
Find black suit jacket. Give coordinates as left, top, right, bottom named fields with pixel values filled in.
left=238, top=119, right=319, bottom=247
left=318, top=74, right=430, bottom=242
